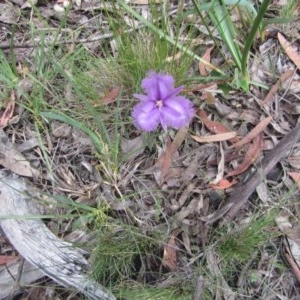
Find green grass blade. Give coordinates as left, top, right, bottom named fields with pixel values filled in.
left=241, top=0, right=271, bottom=78
left=199, top=0, right=257, bottom=15
left=208, top=0, right=242, bottom=70
left=40, top=111, right=104, bottom=154
left=116, top=0, right=225, bottom=75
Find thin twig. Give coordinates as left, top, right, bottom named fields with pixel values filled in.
left=10, top=258, right=25, bottom=300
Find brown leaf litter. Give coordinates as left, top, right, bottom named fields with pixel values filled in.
left=1, top=1, right=300, bottom=299
left=0, top=90, right=15, bottom=128
left=203, top=121, right=300, bottom=224
left=197, top=109, right=239, bottom=143
left=225, top=134, right=263, bottom=178
left=278, top=32, right=300, bottom=70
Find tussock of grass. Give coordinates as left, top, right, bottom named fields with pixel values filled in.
left=115, top=286, right=192, bottom=300
left=90, top=222, right=162, bottom=286
left=216, top=212, right=277, bottom=263
left=279, top=0, right=299, bottom=19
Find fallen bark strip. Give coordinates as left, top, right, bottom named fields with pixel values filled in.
left=0, top=172, right=116, bottom=300
left=203, top=122, right=300, bottom=224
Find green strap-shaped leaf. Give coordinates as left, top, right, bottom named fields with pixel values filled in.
left=40, top=111, right=103, bottom=154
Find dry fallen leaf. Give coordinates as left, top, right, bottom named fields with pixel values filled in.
left=162, top=235, right=178, bottom=272
left=202, top=91, right=216, bottom=105
left=92, top=86, right=121, bottom=107
left=256, top=182, right=269, bottom=203
left=278, top=32, right=300, bottom=70
left=288, top=172, right=300, bottom=189
left=226, top=134, right=263, bottom=178
left=199, top=46, right=214, bottom=76
left=275, top=212, right=300, bottom=284
left=191, top=132, right=237, bottom=143
left=121, top=135, right=146, bottom=161
left=229, top=116, right=272, bottom=149
left=154, top=127, right=188, bottom=184
left=0, top=91, right=15, bottom=128
left=206, top=251, right=237, bottom=300
left=0, top=2, right=20, bottom=24
left=197, top=109, right=239, bottom=143
left=210, top=178, right=238, bottom=190
left=262, top=70, right=294, bottom=108
left=182, top=230, right=193, bottom=256
left=212, top=142, right=225, bottom=184
left=282, top=237, right=300, bottom=285
left=101, top=86, right=121, bottom=105
left=177, top=183, right=195, bottom=208
left=0, top=130, right=40, bottom=178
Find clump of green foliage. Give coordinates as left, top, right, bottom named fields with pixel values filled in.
left=90, top=222, right=161, bottom=287
left=216, top=213, right=277, bottom=263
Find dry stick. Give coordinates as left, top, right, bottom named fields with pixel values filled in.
left=193, top=275, right=205, bottom=300
left=282, top=237, right=300, bottom=284
left=204, top=122, right=300, bottom=225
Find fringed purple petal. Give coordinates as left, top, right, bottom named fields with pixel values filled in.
left=162, top=85, right=183, bottom=100
left=162, top=96, right=195, bottom=128
left=133, top=93, right=151, bottom=102
left=132, top=101, right=160, bottom=132
left=140, top=72, right=160, bottom=101
left=142, top=71, right=176, bottom=100
left=156, top=74, right=175, bottom=99
left=132, top=71, right=194, bottom=132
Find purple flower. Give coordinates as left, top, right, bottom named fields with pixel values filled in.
left=132, top=71, right=195, bottom=132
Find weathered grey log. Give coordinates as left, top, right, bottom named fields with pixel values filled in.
left=0, top=172, right=116, bottom=300
left=0, top=259, right=44, bottom=299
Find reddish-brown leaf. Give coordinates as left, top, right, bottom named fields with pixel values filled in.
left=101, top=86, right=121, bottom=105
left=155, top=127, right=188, bottom=183
left=229, top=116, right=272, bottom=149
left=278, top=33, right=300, bottom=70
left=157, top=139, right=173, bottom=182
left=225, top=134, right=263, bottom=178
left=210, top=178, right=238, bottom=190
left=162, top=235, right=177, bottom=271
left=0, top=91, right=15, bottom=128
left=199, top=46, right=214, bottom=76
left=283, top=245, right=300, bottom=285
left=92, top=86, right=121, bottom=106
left=262, top=70, right=294, bottom=108
left=288, top=172, right=300, bottom=189
left=202, top=91, right=216, bottom=105
left=197, top=109, right=239, bottom=143
left=0, top=255, right=18, bottom=265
